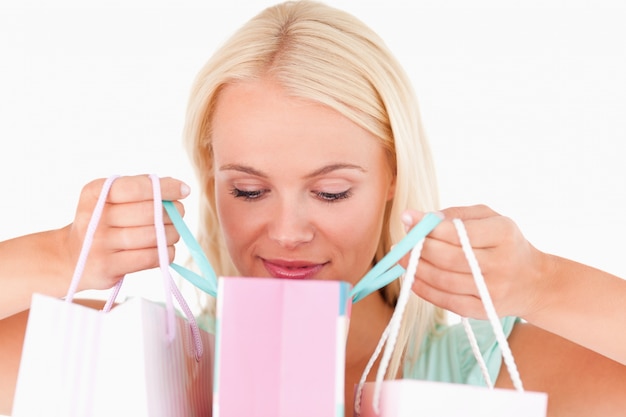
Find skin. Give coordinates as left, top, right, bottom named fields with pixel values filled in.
left=0, top=176, right=188, bottom=415
left=211, top=78, right=395, bottom=287
left=405, top=205, right=626, bottom=366
left=210, top=79, right=626, bottom=414
left=0, top=175, right=188, bottom=320
left=211, top=77, right=397, bottom=416
left=2, top=82, right=626, bottom=416
left=404, top=206, right=626, bottom=416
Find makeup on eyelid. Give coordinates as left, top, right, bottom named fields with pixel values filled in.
left=211, top=78, right=395, bottom=288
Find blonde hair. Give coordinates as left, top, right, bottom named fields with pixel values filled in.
left=183, top=0, right=446, bottom=378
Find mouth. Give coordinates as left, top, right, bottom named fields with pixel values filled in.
left=262, top=259, right=326, bottom=280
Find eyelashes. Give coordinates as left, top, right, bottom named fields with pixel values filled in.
left=229, top=187, right=352, bottom=203
left=315, top=190, right=352, bottom=202
left=230, top=188, right=266, bottom=201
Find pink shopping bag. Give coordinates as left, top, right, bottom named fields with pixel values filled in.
left=213, top=277, right=352, bottom=417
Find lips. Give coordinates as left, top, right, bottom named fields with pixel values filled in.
left=262, top=259, right=326, bottom=280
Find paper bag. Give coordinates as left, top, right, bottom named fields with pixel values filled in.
left=12, top=294, right=214, bottom=417
left=12, top=174, right=215, bottom=416
left=357, top=379, right=547, bottom=417
left=213, top=277, right=351, bottom=417
left=354, top=218, right=548, bottom=416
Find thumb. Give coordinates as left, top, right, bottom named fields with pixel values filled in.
left=440, top=204, right=500, bottom=221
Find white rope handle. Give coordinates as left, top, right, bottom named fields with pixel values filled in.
left=353, top=238, right=424, bottom=415
left=461, top=317, right=493, bottom=388
left=453, top=219, right=524, bottom=392
left=354, top=218, right=525, bottom=415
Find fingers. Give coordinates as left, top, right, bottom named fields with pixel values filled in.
left=100, top=224, right=181, bottom=251
left=403, top=207, right=514, bottom=249
left=411, top=253, right=493, bottom=319
left=71, top=175, right=190, bottom=290
left=415, top=259, right=478, bottom=295
left=114, top=245, right=177, bottom=275
left=418, top=238, right=472, bottom=273
left=405, top=204, right=498, bottom=226
left=102, top=200, right=185, bottom=228
left=402, top=204, right=531, bottom=319
left=108, top=175, right=191, bottom=203
left=439, top=204, right=500, bottom=220
left=82, top=175, right=191, bottom=205
left=412, top=277, right=487, bottom=319
left=87, top=246, right=177, bottom=289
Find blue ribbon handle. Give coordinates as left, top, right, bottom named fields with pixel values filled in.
left=349, top=212, right=443, bottom=303
left=163, top=201, right=218, bottom=297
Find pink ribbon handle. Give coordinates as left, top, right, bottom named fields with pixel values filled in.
left=63, top=174, right=203, bottom=360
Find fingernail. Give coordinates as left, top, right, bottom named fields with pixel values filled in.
left=181, top=182, right=191, bottom=197
left=401, top=212, right=413, bottom=232
left=433, top=211, right=445, bottom=219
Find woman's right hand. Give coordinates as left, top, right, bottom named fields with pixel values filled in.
left=63, top=175, right=190, bottom=292
left=0, top=174, right=190, bottom=319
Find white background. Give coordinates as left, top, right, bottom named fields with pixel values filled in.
left=1, top=0, right=625, bottom=308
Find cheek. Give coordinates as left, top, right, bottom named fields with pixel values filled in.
left=325, top=191, right=388, bottom=280
left=215, top=190, right=253, bottom=255
left=350, top=200, right=387, bottom=252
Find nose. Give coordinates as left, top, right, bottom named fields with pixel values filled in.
left=267, top=197, right=315, bottom=249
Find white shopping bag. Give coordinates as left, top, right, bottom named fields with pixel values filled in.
left=355, top=219, right=548, bottom=416
left=12, top=295, right=213, bottom=417
left=12, top=175, right=215, bottom=417
left=358, top=379, right=547, bottom=417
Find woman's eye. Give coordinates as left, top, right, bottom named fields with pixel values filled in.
left=314, top=190, right=352, bottom=202
left=230, top=188, right=266, bottom=201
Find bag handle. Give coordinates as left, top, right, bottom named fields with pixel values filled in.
left=453, top=219, right=523, bottom=390
left=162, top=201, right=218, bottom=297
left=354, top=218, right=524, bottom=416
left=350, top=212, right=443, bottom=303
left=64, top=174, right=204, bottom=360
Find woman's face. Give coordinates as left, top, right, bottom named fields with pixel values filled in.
left=211, top=78, right=395, bottom=286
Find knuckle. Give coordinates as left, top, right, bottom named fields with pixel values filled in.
left=80, top=178, right=106, bottom=201
left=165, top=225, right=181, bottom=244
left=498, top=216, right=518, bottom=244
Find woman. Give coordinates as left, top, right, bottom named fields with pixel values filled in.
left=1, top=1, right=625, bottom=415
left=179, top=2, right=626, bottom=414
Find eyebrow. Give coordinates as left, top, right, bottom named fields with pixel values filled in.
left=218, top=163, right=366, bottom=178
left=219, top=164, right=267, bottom=177
left=304, top=163, right=366, bottom=178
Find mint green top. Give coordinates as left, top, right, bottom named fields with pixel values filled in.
left=404, top=316, right=519, bottom=386
left=199, top=311, right=518, bottom=387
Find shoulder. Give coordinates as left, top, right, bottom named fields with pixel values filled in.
left=404, top=316, right=519, bottom=386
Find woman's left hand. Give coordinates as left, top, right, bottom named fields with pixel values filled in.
left=402, top=204, right=553, bottom=320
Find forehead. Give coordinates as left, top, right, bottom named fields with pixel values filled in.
left=211, top=78, right=388, bottom=171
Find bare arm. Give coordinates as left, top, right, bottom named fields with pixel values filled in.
left=496, top=322, right=626, bottom=417
left=522, top=254, right=626, bottom=366
left=0, top=228, right=73, bottom=320
left=404, top=205, right=626, bottom=366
